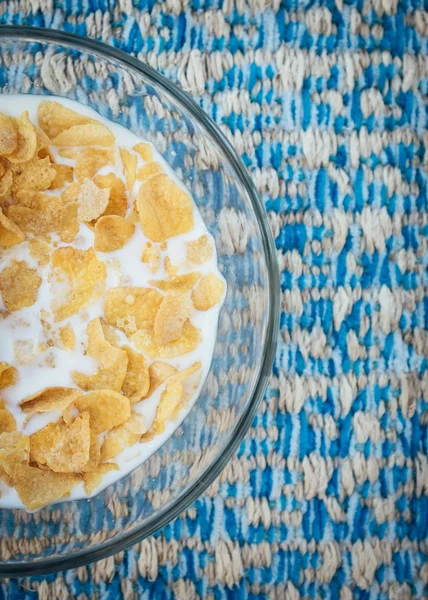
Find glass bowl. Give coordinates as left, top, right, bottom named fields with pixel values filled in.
left=0, top=26, right=279, bottom=576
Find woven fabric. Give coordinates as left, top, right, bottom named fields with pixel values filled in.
left=1, top=1, right=428, bottom=599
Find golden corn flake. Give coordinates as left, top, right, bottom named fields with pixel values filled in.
left=50, top=247, right=106, bottom=321
left=94, top=215, right=135, bottom=252
left=28, top=238, right=51, bottom=267
left=49, top=164, right=73, bottom=189
left=0, top=113, right=18, bottom=156
left=52, top=122, right=115, bottom=147
left=145, top=361, right=177, bottom=398
left=0, top=402, right=16, bottom=433
left=141, top=242, right=160, bottom=274
left=38, top=100, right=96, bottom=139
left=136, top=174, right=194, bottom=242
left=150, top=272, right=201, bottom=293
left=14, top=463, right=80, bottom=510
left=120, top=147, right=137, bottom=190
left=136, top=161, right=162, bottom=181
left=72, top=318, right=128, bottom=392
left=153, top=379, right=183, bottom=433
left=74, top=148, right=114, bottom=183
left=0, top=431, right=30, bottom=481
left=0, top=260, right=42, bottom=311
left=0, top=362, right=17, bottom=389
left=93, top=173, right=128, bottom=218
left=60, top=202, right=79, bottom=243
left=12, top=156, right=56, bottom=192
left=61, top=181, right=80, bottom=204
left=77, top=178, right=110, bottom=222
left=35, top=126, right=52, bottom=156
left=132, top=321, right=201, bottom=359
left=154, top=291, right=193, bottom=345
left=81, top=431, right=100, bottom=473
left=83, top=462, right=119, bottom=495
left=104, top=287, right=163, bottom=334
left=191, top=273, right=225, bottom=310
left=59, top=325, right=76, bottom=351
left=0, top=169, right=13, bottom=204
left=20, top=387, right=83, bottom=414
left=100, top=414, right=146, bottom=462
left=30, top=412, right=91, bottom=473
left=0, top=208, right=25, bottom=246
left=7, top=193, right=63, bottom=235
left=7, top=112, right=37, bottom=164
left=99, top=318, right=121, bottom=347
left=186, top=235, right=213, bottom=265
left=121, top=346, right=149, bottom=403
left=71, top=390, right=131, bottom=434
left=133, top=142, right=152, bottom=162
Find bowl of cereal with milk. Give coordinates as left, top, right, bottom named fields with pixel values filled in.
left=0, top=27, right=279, bottom=575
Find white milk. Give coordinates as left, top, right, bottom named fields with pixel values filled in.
left=0, top=95, right=225, bottom=509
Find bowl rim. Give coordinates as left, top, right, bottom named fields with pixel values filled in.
left=0, top=25, right=280, bottom=576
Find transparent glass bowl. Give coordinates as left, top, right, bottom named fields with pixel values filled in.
left=0, top=26, right=279, bottom=576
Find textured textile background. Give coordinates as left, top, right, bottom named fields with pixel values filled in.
left=1, top=1, right=428, bottom=599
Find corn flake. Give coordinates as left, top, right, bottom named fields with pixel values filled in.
left=0, top=260, right=42, bottom=311
left=77, top=178, right=110, bottom=222
left=59, top=325, right=76, bottom=351
left=28, top=238, right=51, bottom=266
left=71, top=390, right=131, bottom=434
left=61, top=181, right=80, bottom=204
left=104, top=287, right=163, bottom=334
left=191, top=274, right=225, bottom=310
left=120, top=148, right=137, bottom=190
left=0, top=169, right=13, bottom=205
left=7, top=112, right=37, bottom=164
left=20, top=387, right=83, bottom=414
left=141, top=242, right=160, bottom=274
left=0, top=402, right=16, bottom=433
left=133, top=142, right=152, bottom=162
left=0, top=431, right=30, bottom=482
left=0, top=362, right=17, bottom=389
left=83, top=462, right=119, bottom=495
left=94, top=215, right=134, bottom=252
left=52, top=123, right=115, bottom=147
left=49, top=164, right=73, bottom=189
left=14, top=464, right=80, bottom=510
left=132, top=321, right=200, bottom=359
left=136, top=173, right=194, bottom=242
left=145, top=361, right=177, bottom=398
left=81, top=431, right=100, bottom=473
left=93, top=173, right=128, bottom=218
left=0, top=208, right=25, bottom=246
left=136, top=162, right=162, bottom=181
left=154, top=291, right=193, bottom=345
left=7, top=193, right=63, bottom=235
left=186, top=235, right=213, bottom=265
left=0, top=113, right=18, bottom=156
left=100, top=414, right=146, bottom=461
left=150, top=272, right=201, bottom=293
left=121, top=346, right=149, bottom=403
left=50, top=247, right=106, bottom=321
left=60, top=202, right=79, bottom=243
left=38, top=101, right=95, bottom=139
left=12, top=156, right=56, bottom=192
left=72, top=318, right=128, bottom=392
left=30, top=412, right=91, bottom=473
left=75, top=148, right=114, bottom=183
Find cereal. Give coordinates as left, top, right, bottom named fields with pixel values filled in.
left=50, top=247, right=106, bottom=321
left=60, top=202, right=79, bottom=243
left=81, top=431, right=100, bottom=473
left=38, top=100, right=95, bottom=139
left=7, top=112, right=37, bottom=164
left=186, top=235, right=213, bottom=265
left=59, top=326, right=76, bottom=351
left=136, top=173, right=194, bottom=242
left=30, top=412, right=91, bottom=473
left=7, top=193, right=63, bottom=235
left=132, top=321, right=200, bottom=359
left=133, top=142, right=152, bottom=162
left=100, top=414, right=147, bottom=461
left=0, top=260, right=42, bottom=311
left=154, top=291, right=193, bottom=345
left=70, top=390, right=131, bottom=434
left=136, top=161, right=162, bottom=181
left=49, top=164, right=73, bottom=189
left=0, top=113, right=18, bottom=156
left=191, top=274, right=225, bottom=310
left=83, top=462, right=119, bottom=495
left=0, top=402, right=16, bottom=433
left=94, top=215, right=135, bottom=252
left=20, top=387, right=83, bottom=414
left=51, top=123, right=114, bottom=147
left=120, top=148, right=137, bottom=190
left=94, top=173, right=128, bottom=217
left=72, top=318, right=128, bottom=392
left=28, top=238, right=51, bottom=266
left=12, top=156, right=56, bottom=192
left=104, top=287, right=163, bottom=334
left=0, top=208, right=25, bottom=246
left=0, top=169, right=13, bottom=205
left=75, top=148, right=114, bottom=182
left=141, top=242, right=160, bottom=274
left=121, top=346, right=150, bottom=403
left=61, top=181, right=80, bottom=204
left=145, top=361, right=177, bottom=397
left=0, top=362, right=17, bottom=389
left=77, top=178, right=110, bottom=222
left=150, top=272, right=201, bottom=293
left=0, top=431, right=30, bottom=482
left=14, top=464, right=80, bottom=510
